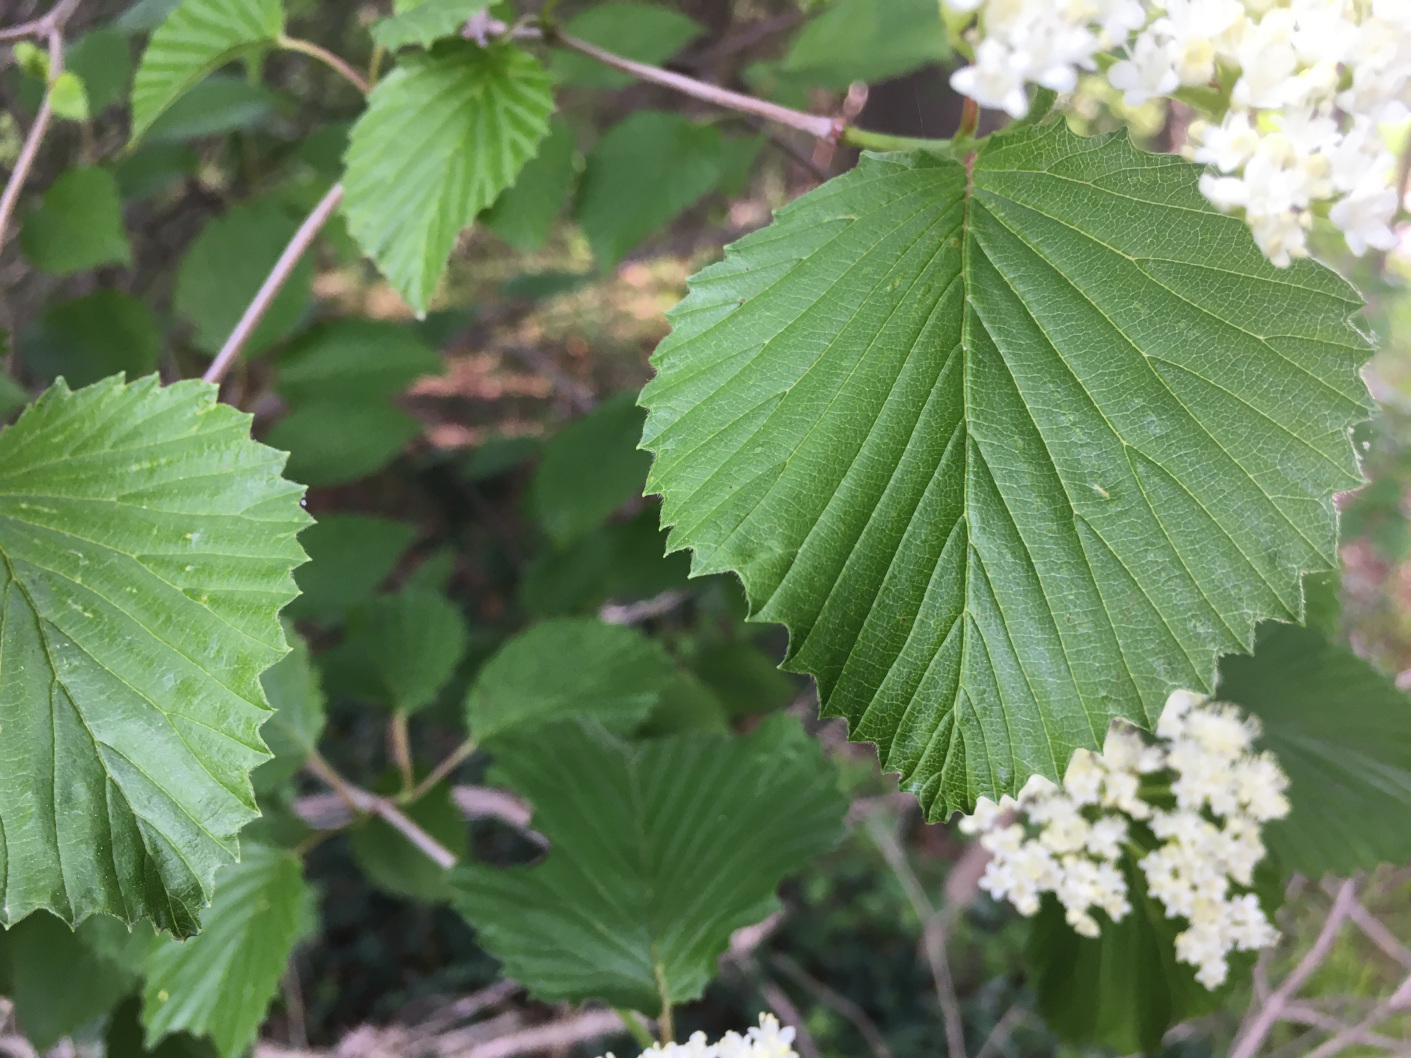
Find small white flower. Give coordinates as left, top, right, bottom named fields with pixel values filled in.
left=1331, top=182, right=1400, bottom=255
left=1108, top=31, right=1181, bottom=104
left=951, top=39, right=1033, bottom=118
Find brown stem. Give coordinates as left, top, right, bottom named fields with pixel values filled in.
left=0, top=27, right=64, bottom=250
left=958, top=97, right=980, bottom=139
left=1231, top=878, right=1359, bottom=1058
left=278, top=35, right=371, bottom=94
left=203, top=183, right=343, bottom=386
left=304, top=752, right=459, bottom=870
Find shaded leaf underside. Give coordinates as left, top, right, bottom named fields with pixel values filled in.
left=641, top=123, right=1371, bottom=817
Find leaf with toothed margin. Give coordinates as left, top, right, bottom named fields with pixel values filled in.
left=0, top=374, right=309, bottom=937
left=639, top=121, right=1372, bottom=819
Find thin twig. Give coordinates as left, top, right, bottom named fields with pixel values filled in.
left=0, top=27, right=64, bottom=250
left=0, top=0, right=80, bottom=43
left=1281, top=1002, right=1408, bottom=1051
left=390, top=710, right=415, bottom=794
left=1301, top=972, right=1411, bottom=1058
left=277, top=35, right=371, bottom=93
left=758, top=979, right=822, bottom=1058
left=402, top=738, right=478, bottom=803
left=203, top=183, right=343, bottom=385
left=1344, top=896, right=1411, bottom=970
left=863, top=813, right=968, bottom=1058
left=547, top=29, right=838, bottom=140
left=974, top=1006, right=1027, bottom=1058
left=770, top=953, right=891, bottom=1058
left=1231, top=878, right=1360, bottom=1058
left=303, top=752, right=459, bottom=870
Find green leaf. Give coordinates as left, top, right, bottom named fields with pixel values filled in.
left=67, top=29, right=135, bottom=113
left=20, top=168, right=131, bottom=275
left=276, top=320, right=441, bottom=404
left=0, top=911, right=148, bottom=1049
left=130, top=0, right=285, bottom=143
left=142, top=75, right=279, bottom=142
left=465, top=617, right=675, bottom=742
left=483, top=117, right=577, bottom=252
left=692, top=641, right=795, bottom=719
left=0, top=372, right=27, bottom=421
left=371, top=0, right=492, bottom=51
left=175, top=199, right=313, bottom=355
left=142, top=846, right=312, bottom=1058
left=287, top=514, right=417, bottom=622
left=452, top=715, right=846, bottom=1012
left=0, top=375, right=308, bottom=936
left=575, top=111, right=724, bottom=269
left=20, top=290, right=162, bottom=388
left=351, top=588, right=469, bottom=713
left=529, top=391, right=652, bottom=545
left=550, top=3, right=704, bottom=89
left=107, top=997, right=217, bottom=1058
left=349, top=781, right=467, bottom=903
left=520, top=508, right=691, bottom=616
left=637, top=670, right=731, bottom=736
left=1217, top=621, right=1411, bottom=876
left=1026, top=860, right=1262, bottom=1053
left=783, top=0, right=949, bottom=89
left=252, top=628, right=325, bottom=793
left=115, top=143, right=200, bottom=201
left=12, top=41, right=49, bottom=80
left=267, top=401, right=422, bottom=485
left=343, top=42, right=554, bottom=315
left=49, top=71, right=92, bottom=121
left=640, top=123, right=1371, bottom=818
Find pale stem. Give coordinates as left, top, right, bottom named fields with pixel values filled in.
left=1230, top=878, right=1359, bottom=1058
left=203, top=182, right=344, bottom=386
left=304, top=751, right=459, bottom=871
left=390, top=709, right=414, bottom=794
left=401, top=737, right=478, bottom=804
left=0, top=27, right=63, bottom=250
left=278, top=34, right=372, bottom=94
left=1300, top=972, right=1411, bottom=1058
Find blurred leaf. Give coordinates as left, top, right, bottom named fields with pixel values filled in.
left=343, top=42, right=554, bottom=314
left=349, top=781, right=467, bottom=903
left=575, top=111, right=723, bottom=268
left=350, top=589, right=469, bottom=713
left=49, top=71, right=91, bottom=121
left=403, top=547, right=456, bottom=593
left=520, top=507, right=691, bottom=616
left=498, top=269, right=592, bottom=302
left=1027, top=861, right=1244, bottom=1054
left=371, top=0, right=492, bottom=51
left=783, top=0, right=949, bottom=89
left=142, top=75, right=280, bottom=141
left=465, top=617, right=675, bottom=742
left=114, top=142, right=199, bottom=199
left=529, top=391, right=652, bottom=545
left=0, top=376, right=307, bottom=937
left=107, top=998, right=217, bottom=1058
left=0, top=372, right=27, bottom=420
left=483, top=117, right=577, bottom=252
left=252, top=629, right=326, bottom=793
left=1300, top=570, right=1341, bottom=637
left=0, top=912, right=147, bottom=1049
left=1217, top=621, right=1411, bottom=876
left=288, top=514, right=418, bottom=622
left=268, top=401, right=422, bottom=485
left=12, top=41, right=49, bottom=80
left=461, top=434, right=541, bottom=481
left=638, top=670, right=730, bottom=736
left=20, top=168, right=131, bottom=275
left=452, top=715, right=846, bottom=1013
left=551, top=2, right=703, bottom=88
left=67, top=29, right=135, bottom=112
left=143, top=846, right=313, bottom=1058
left=21, top=290, right=161, bottom=388
left=717, top=134, right=765, bottom=197
left=116, top=0, right=187, bottom=35
left=130, top=0, right=284, bottom=142
left=175, top=199, right=312, bottom=355
left=276, top=319, right=440, bottom=404
left=692, top=641, right=794, bottom=719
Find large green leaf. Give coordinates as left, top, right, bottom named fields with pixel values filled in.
left=0, top=375, right=308, bottom=936
left=483, top=117, right=578, bottom=252
left=1217, top=621, right=1411, bottom=876
left=640, top=122, right=1371, bottom=818
left=130, top=0, right=284, bottom=143
left=349, top=588, right=469, bottom=713
left=142, top=845, right=312, bottom=1058
left=267, top=401, right=422, bottom=485
left=343, top=42, right=554, bottom=314
left=529, top=391, right=652, bottom=545
left=452, top=715, right=846, bottom=1013
left=286, top=514, right=417, bottom=622
left=20, top=168, right=131, bottom=276
left=464, top=617, right=675, bottom=743
left=67, top=29, right=135, bottom=114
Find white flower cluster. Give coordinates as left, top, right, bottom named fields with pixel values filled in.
left=598, top=1015, right=797, bottom=1058
left=960, top=690, right=1291, bottom=990
left=941, top=0, right=1411, bottom=266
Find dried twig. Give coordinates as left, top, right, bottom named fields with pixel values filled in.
left=1231, top=878, right=1360, bottom=1058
